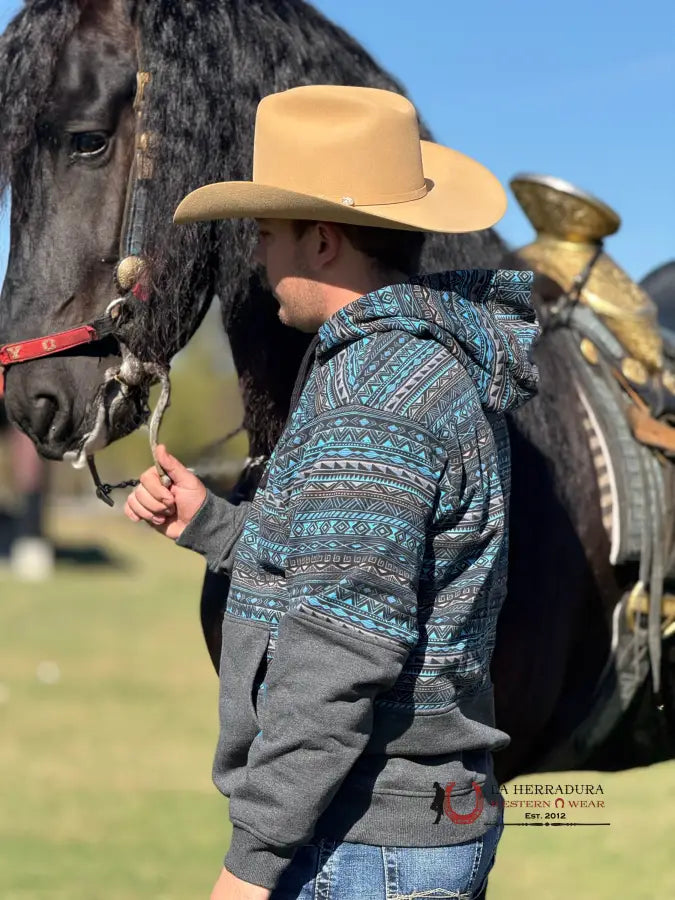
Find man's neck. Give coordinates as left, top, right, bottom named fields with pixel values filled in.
left=321, top=266, right=409, bottom=322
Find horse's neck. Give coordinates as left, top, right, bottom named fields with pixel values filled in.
left=219, top=278, right=313, bottom=457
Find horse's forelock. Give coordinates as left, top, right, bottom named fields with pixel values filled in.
left=0, top=1, right=82, bottom=198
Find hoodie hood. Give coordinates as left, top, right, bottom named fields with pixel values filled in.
left=317, top=268, right=539, bottom=413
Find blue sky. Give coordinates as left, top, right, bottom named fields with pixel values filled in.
left=1, top=0, right=673, bottom=282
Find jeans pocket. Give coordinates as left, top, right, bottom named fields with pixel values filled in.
left=213, top=612, right=271, bottom=775
left=382, top=840, right=484, bottom=899
left=468, top=821, right=504, bottom=897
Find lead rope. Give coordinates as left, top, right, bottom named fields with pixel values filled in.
left=85, top=362, right=171, bottom=506
left=86, top=420, right=256, bottom=507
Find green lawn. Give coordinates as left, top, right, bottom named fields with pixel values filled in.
left=0, top=511, right=672, bottom=899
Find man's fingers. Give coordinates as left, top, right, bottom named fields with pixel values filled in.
left=134, top=483, right=175, bottom=516
left=127, top=491, right=166, bottom=525
left=139, top=467, right=174, bottom=505
left=126, top=448, right=206, bottom=539
left=124, top=500, right=141, bottom=523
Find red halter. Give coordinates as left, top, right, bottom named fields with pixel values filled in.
left=0, top=324, right=103, bottom=368
left=0, top=280, right=149, bottom=396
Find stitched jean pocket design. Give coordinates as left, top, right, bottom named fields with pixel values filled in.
left=382, top=842, right=479, bottom=900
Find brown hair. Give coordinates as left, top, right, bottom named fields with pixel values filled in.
left=291, top=220, right=425, bottom=276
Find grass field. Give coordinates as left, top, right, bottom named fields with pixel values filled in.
left=0, top=510, right=672, bottom=899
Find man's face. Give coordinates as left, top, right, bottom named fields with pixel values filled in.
left=253, top=218, right=324, bottom=333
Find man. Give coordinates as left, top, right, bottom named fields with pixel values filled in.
left=125, top=85, right=539, bottom=900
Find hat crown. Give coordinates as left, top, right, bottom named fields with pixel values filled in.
left=252, top=85, right=428, bottom=206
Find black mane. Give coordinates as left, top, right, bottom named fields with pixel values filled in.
left=133, top=0, right=505, bottom=444
left=0, top=1, right=80, bottom=209
left=129, top=0, right=450, bottom=361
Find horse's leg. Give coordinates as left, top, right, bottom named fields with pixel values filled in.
left=200, top=567, right=230, bottom=674
left=198, top=464, right=270, bottom=674
left=8, top=425, right=53, bottom=579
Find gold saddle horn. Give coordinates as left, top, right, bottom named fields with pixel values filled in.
left=510, top=173, right=663, bottom=376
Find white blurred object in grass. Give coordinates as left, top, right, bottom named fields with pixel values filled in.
left=10, top=536, right=54, bottom=580
left=36, top=661, right=61, bottom=685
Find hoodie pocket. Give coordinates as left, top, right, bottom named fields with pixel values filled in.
left=214, top=612, right=271, bottom=776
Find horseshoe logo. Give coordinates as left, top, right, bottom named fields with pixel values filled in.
left=42, top=338, right=57, bottom=352
left=443, top=781, right=485, bottom=825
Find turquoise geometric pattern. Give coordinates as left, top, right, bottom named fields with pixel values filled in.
left=227, top=269, right=538, bottom=713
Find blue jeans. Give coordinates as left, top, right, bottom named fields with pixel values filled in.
left=270, top=820, right=504, bottom=900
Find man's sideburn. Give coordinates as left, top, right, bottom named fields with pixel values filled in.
left=276, top=238, right=324, bottom=332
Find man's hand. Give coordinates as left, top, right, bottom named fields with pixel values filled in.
left=124, top=444, right=207, bottom=541
left=210, top=867, right=272, bottom=900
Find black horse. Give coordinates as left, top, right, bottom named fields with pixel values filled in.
left=643, top=260, right=675, bottom=335
left=1, top=0, right=673, bottom=794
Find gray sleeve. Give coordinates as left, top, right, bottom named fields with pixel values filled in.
left=175, top=490, right=251, bottom=575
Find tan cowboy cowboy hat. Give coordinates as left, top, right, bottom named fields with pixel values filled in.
left=173, top=85, right=507, bottom=233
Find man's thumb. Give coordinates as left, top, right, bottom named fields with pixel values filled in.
left=155, top=444, right=191, bottom=483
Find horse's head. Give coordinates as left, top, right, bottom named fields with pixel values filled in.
left=0, top=1, right=140, bottom=459
left=0, top=0, right=226, bottom=460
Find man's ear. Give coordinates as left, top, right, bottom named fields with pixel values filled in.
left=313, top=222, right=342, bottom=269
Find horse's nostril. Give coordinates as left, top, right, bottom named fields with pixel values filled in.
left=2, top=378, right=78, bottom=459
left=30, top=391, right=71, bottom=443
left=32, top=395, right=59, bottom=442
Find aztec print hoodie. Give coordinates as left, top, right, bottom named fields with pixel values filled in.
left=177, top=268, right=539, bottom=891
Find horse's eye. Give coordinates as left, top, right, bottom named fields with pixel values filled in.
left=72, top=132, right=109, bottom=157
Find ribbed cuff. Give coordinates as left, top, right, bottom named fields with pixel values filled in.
left=175, top=492, right=212, bottom=553
left=224, top=825, right=297, bottom=891
left=175, top=491, right=250, bottom=572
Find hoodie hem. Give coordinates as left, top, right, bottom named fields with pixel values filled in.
left=312, top=776, right=505, bottom=847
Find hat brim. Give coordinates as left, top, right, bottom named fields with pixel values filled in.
left=173, top=140, right=506, bottom=233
